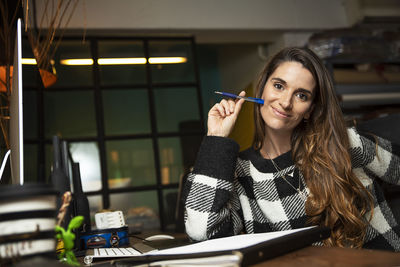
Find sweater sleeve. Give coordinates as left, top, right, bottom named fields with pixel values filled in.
left=348, top=127, right=400, bottom=186
left=183, top=136, right=243, bottom=241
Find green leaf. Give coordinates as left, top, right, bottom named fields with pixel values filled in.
left=68, top=216, right=84, bottom=230
left=55, top=225, right=65, bottom=234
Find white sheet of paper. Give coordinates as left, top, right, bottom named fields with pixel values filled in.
left=145, top=226, right=316, bottom=256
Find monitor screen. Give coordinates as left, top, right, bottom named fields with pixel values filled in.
left=9, top=18, right=23, bottom=185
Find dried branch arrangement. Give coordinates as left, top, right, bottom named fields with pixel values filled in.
left=0, top=0, right=83, bottom=150
left=24, top=0, right=81, bottom=87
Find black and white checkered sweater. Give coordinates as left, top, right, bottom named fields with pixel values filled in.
left=184, top=128, right=400, bottom=251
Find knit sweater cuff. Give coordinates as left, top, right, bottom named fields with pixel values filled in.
left=193, top=136, right=239, bottom=182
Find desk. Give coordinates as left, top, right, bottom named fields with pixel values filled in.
left=254, top=246, right=400, bottom=267
left=76, top=233, right=400, bottom=266
left=136, top=235, right=400, bottom=267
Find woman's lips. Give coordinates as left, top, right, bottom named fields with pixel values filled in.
left=272, top=107, right=290, bottom=118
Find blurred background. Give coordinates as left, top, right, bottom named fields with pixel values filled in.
left=1, top=0, right=399, bottom=233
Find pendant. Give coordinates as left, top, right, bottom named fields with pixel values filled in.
left=297, top=189, right=307, bottom=201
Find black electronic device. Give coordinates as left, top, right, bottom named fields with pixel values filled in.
left=50, top=136, right=71, bottom=197
left=71, top=161, right=91, bottom=233
left=50, top=136, right=71, bottom=230
left=50, top=136, right=92, bottom=246
left=58, top=140, right=92, bottom=252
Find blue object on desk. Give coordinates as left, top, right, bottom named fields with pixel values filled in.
left=80, top=226, right=129, bottom=249
left=215, top=91, right=264, bottom=105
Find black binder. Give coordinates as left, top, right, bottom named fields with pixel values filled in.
left=110, top=226, right=330, bottom=266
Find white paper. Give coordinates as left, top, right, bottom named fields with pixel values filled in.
left=145, top=226, right=316, bottom=256
left=148, top=254, right=242, bottom=267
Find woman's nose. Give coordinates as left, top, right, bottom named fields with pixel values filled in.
left=279, top=91, right=292, bottom=109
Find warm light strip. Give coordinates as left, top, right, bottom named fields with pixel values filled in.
left=60, top=57, right=187, bottom=65
left=98, top=58, right=147, bottom=65
left=21, top=58, right=37, bottom=65
left=22, top=57, right=187, bottom=66
left=148, top=57, right=187, bottom=64
left=60, top=59, right=94, bottom=65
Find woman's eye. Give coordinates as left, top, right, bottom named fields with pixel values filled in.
left=274, top=83, right=283, bottom=90
left=296, top=93, right=308, bottom=101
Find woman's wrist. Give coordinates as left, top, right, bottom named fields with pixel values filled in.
left=207, top=131, right=228, bottom=137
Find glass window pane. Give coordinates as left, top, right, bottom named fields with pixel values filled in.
left=103, top=89, right=151, bottom=135
left=88, top=195, right=103, bottom=228
left=69, top=142, right=102, bottom=192
left=158, top=137, right=184, bottom=185
left=22, top=39, right=39, bottom=87
left=149, top=40, right=195, bottom=84
left=22, top=65, right=39, bottom=88
left=163, top=188, right=179, bottom=231
left=44, top=91, right=97, bottom=138
left=154, top=87, right=200, bottom=132
left=98, top=41, right=146, bottom=86
left=24, top=144, right=38, bottom=183
left=45, top=144, right=52, bottom=183
left=106, top=139, right=156, bottom=188
left=110, top=191, right=160, bottom=232
left=23, top=90, right=37, bottom=139
left=53, top=40, right=93, bottom=87
left=178, top=128, right=204, bottom=173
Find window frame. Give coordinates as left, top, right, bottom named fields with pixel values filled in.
left=23, top=36, right=205, bottom=231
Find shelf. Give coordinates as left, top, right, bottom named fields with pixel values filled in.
left=335, top=83, right=400, bottom=95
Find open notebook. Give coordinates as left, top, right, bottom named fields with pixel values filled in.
left=84, top=226, right=330, bottom=266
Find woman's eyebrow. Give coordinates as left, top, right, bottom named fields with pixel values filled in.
left=296, top=88, right=313, bottom=95
left=271, top=77, right=313, bottom=95
left=271, top=77, right=286, bottom=85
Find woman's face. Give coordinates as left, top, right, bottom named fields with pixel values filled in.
left=260, top=61, right=316, bottom=135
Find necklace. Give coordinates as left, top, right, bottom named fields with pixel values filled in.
left=263, top=149, right=308, bottom=201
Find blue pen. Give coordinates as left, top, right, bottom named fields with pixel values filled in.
left=215, top=91, right=264, bottom=105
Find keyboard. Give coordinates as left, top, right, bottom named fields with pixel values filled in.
left=84, top=247, right=142, bottom=265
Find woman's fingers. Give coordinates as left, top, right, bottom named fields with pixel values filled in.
left=213, top=99, right=235, bottom=116
left=221, top=99, right=234, bottom=115
left=214, top=103, right=224, bottom=116
left=234, top=91, right=246, bottom=114
left=207, top=91, right=246, bottom=137
left=210, top=91, right=246, bottom=118
left=228, top=99, right=235, bottom=113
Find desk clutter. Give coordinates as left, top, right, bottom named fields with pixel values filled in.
left=0, top=181, right=133, bottom=265
left=79, top=210, right=130, bottom=250
left=0, top=136, right=135, bottom=266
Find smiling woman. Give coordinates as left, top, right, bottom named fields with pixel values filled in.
left=183, top=46, right=400, bottom=252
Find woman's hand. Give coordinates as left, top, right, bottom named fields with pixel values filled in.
left=207, top=91, right=246, bottom=137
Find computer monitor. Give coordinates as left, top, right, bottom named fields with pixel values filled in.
left=9, top=18, right=24, bottom=185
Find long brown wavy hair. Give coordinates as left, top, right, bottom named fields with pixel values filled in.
left=252, top=47, right=373, bottom=248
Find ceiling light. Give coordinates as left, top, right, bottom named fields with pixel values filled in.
left=98, top=58, right=147, bottom=65
left=60, top=59, right=94, bottom=65
left=21, top=58, right=37, bottom=65
left=57, top=57, right=187, bottom=66
left=148, top=57, right=187, bottom=64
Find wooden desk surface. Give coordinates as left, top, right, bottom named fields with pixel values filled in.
left=254, top=246, right=400, bottom=267
left=135, top=234, right=400, bottom=267
left=135, top=233, right=400, bottom=267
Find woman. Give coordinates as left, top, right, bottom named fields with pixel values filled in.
left=183, top=47, right=400, bottom=251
